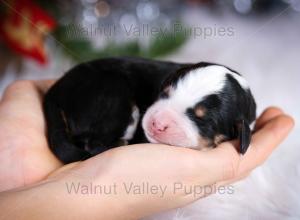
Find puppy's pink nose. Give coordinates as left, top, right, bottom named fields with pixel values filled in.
left=151, top=119, right=169, bottom=133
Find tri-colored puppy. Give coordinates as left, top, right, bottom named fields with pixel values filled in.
left=44, top=57, right=256, bottom=164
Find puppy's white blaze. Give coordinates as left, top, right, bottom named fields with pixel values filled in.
left=122, top=105, right=140, bottom=140
left=169, top=65, right=249, bottom=110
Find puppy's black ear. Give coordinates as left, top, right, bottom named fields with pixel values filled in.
left=236, top=119, right=251, bottom=154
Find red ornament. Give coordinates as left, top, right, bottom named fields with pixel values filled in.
left=0, top=0, right=56, bottom=64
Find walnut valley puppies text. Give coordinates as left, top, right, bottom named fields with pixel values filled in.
left=65, top=23, right=235, bottom=40
left=65, top=181, right=235, bottom=198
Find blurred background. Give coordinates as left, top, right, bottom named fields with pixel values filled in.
left=0, top=0, right=299, bottom=151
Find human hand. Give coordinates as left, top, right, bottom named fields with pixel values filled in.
left=41, top=107, right=293, bottom=220
left=0, top=79, right=294, bottom=219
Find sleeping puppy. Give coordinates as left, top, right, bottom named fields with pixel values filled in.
left=44, top=57, right=256, bottom=164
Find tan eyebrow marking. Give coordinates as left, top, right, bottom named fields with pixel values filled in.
left=194, top=105, right=206, bottom=118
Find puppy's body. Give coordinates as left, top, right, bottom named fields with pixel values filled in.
left=44, top=57, right=256, bottom=164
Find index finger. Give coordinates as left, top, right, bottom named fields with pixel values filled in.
left=254, top=107, right=284, bottom=131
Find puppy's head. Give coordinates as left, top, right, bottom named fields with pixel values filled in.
left=142, top=63, right=256, bottom=154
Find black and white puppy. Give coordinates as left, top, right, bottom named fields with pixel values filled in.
left=44, top=57, right=256, bottom=164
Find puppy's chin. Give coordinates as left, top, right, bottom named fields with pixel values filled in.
left=146, top=134, right=194, bottom=148
left=144, top=128, right=212, bottom=150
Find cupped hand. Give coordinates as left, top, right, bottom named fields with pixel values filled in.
left=0, top=80, right=294, bottom=220
left=42, top=105, right=293, bottom=220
